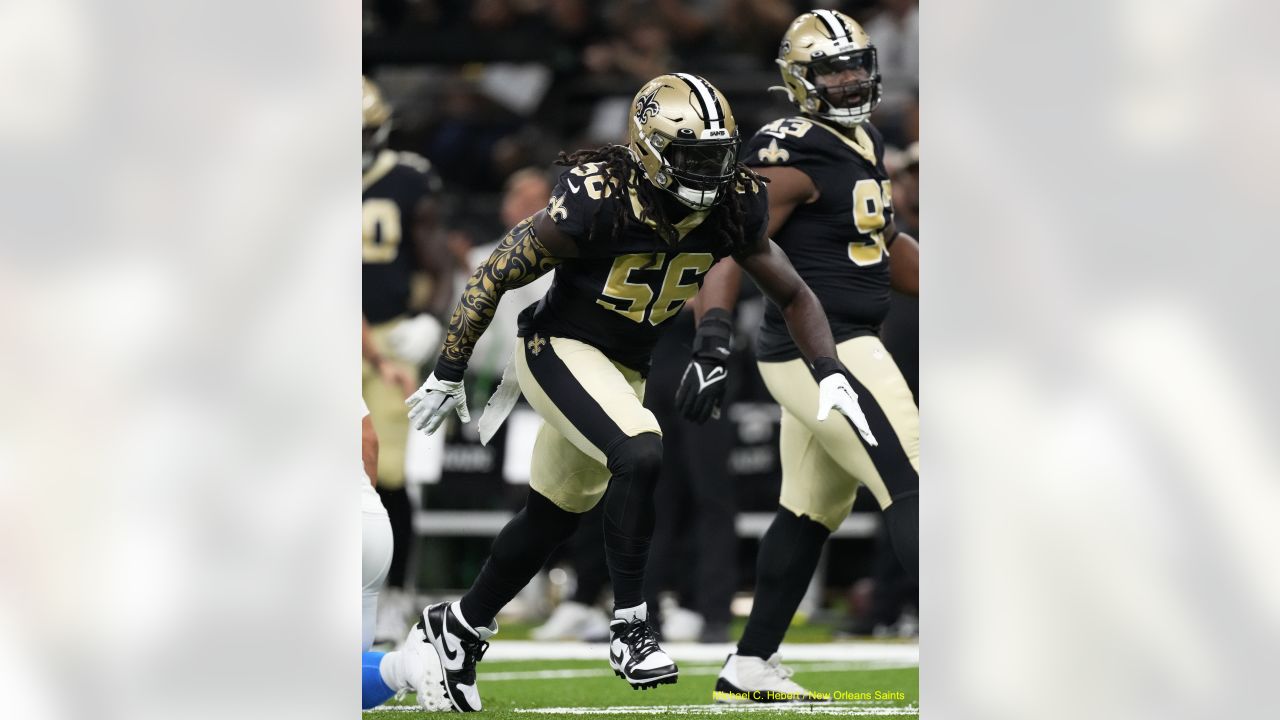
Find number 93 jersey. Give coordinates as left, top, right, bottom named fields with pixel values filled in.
left=517, top=160, right=769, bottom=373
left=743, top=116, right=894, bottom=362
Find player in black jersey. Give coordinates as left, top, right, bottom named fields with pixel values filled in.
left=399, top=73, right=876, bottom=712
left=677, top=11, right=922, bottom=703
left=362, top=77, right=455, bottom=646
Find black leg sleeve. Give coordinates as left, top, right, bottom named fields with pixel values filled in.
left=459, top=489, right=582, bottom=629
left=737, top=507, right=830, bottom=660
left=884, top=491, right=919, bottom=581
left=570, top=504, right=610, bottom=605
left=601, top=432, right=664, bottom=610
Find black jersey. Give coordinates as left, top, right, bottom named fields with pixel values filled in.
left=517, top=160, right=769, bottom=373
left=744, top=116, right=894, bottom=362
left=362, top=150, right=442, bottom=324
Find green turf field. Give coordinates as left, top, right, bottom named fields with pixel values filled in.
left=364, top=657, right=918, bottom=718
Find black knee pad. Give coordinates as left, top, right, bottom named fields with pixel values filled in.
left=606, top=432, right=664, bottom=483
left=462, top=490, right=583, bottom=629
left=602, top=433, right=663, bottom=534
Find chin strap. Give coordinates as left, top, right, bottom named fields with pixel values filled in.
left=672, top=183, right=719, bottom=210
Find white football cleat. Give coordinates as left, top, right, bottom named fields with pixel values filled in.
left=417, top=602, right=497, bottom=712
left=394, top=622, right=452, bottom=711
left=714, top=653, right=829, bottom=703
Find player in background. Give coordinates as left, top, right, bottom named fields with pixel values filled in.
left=360, top=392, right=450, bottom=711
left=364, top=315, right=416, bottom=398
left=402, top=73, right=877, bottom=712
left=362, top=76, right=455, bottom=638
left=678, top=10, right=921, bottom=703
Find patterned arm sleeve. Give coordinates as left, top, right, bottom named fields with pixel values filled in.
left=433, top=217, right=561, bottom=382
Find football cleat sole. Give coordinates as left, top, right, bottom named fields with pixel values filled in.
left=613, top=669, right=679, bottom=690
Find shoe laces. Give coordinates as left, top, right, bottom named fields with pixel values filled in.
left=619, top=619, right=661, bottom=660
left=460, top=635, right=490, bottom=671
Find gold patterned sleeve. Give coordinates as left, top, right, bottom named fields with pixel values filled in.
left=432, top=216, right=562, bottom=381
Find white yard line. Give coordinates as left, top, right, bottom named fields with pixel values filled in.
left=514, top=703, right=918, bottom=716
left=481, top=641, right=918, bottom=664
left=367, top=700, right=918, bottom=716
left=481, top=661, right=916, bottom=681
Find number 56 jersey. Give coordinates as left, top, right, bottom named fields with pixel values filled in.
left=517, top=159, right=769, bottom=373
left=744, top=116, right=894, bottom=362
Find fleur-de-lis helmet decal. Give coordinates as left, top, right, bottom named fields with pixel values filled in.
left=635, top=86, right=661, bottom=126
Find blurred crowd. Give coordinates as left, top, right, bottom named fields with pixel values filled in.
left=365, top=0, right=918, bottom=241
left=364, top=0, right=919, bottom=645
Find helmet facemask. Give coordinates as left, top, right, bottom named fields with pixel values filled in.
left=660, top=135, right=740, bottom=209
left=637, top=123, right=740, bottom=210
left=788, top=47, right=881, bottom=127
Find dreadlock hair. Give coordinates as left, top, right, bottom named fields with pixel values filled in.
left=555, top=145, right=769, bottom=258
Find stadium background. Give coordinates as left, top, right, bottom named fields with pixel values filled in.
left=363, top=0, right=919, bottom=639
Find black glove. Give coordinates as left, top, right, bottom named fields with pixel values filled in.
left=675, top=308, right=733, bottom=423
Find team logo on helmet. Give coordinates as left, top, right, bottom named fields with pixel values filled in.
left=634, top=86, right=661, bottom=125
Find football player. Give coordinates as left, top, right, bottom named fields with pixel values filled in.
left=678, top=10, right=921, bottom=703
left=402, top=73, right=878, bottom=713
left=362, top=76, right=453, bottom=629
left=360, top=396, right=450, bottom=711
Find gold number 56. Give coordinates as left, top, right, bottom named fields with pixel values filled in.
left=596, top=253, right=715, bottom=325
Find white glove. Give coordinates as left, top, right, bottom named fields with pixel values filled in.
left=816, top=373, right=879, bottom=446
left=388, top=314, right=443, bottom=366
left=406, top=372, right=470, bottom=435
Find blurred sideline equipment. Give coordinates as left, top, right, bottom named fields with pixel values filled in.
left=532, top=600, right=611, bottom=641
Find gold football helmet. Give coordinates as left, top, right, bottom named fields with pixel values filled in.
left=775, top=9, right=881, bottom=127
left=626, top=73, right=740, bottom=210
left=363, top=76, right=392, bottom=171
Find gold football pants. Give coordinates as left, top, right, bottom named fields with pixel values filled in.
left=514, top=334, right=662, bottom=513
left=361, top=318, right=419, bottom=490
left=757, top=335, right=919, bottom=531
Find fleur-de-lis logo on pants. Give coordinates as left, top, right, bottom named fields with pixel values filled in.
left=527, top=334, right=547, bottom=356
